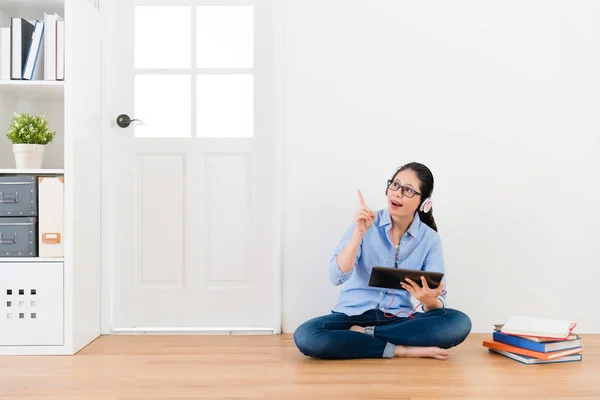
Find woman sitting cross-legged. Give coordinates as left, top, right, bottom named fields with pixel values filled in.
left=294, top=162, right=472, bottom=360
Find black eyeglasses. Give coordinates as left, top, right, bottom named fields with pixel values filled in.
left=387, top=180, right=421, bottom=198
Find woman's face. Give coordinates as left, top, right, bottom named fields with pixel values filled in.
left=387, top=169, right=422, bottom=219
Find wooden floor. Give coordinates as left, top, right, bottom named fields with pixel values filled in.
left=0, top=333, right=598, bottom=399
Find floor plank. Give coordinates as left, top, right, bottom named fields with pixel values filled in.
left=0, top=333, right=598, bottom=399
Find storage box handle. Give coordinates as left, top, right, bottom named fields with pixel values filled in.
left=0, top=192, right=19, bottom=203
left=42, top=233, right=61, bottom=244
left=0, top=233, right=17, bottom=244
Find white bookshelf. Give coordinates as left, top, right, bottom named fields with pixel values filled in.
left=0, top=168, right=64, bottom=174
left=0, top=0, right=64, bottom=9
left=0, top=81, right=64, bottom=99
left=0, top=0, right=103, bottom=355
left=0, top=257, right=64, bottom=262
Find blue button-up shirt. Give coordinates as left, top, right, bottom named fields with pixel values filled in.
left=329, top=209, right=447, bottom=316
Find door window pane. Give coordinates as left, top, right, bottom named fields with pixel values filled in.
left=196, top=6, right=253, bottom=68
left=135, top=75, right=191, bottom=138
left=135, top=6, right=191, bottom=68
left=196, top=75, right=253, bottom=138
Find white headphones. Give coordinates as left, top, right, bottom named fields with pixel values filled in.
left=420, top=197, right=432, bottom=213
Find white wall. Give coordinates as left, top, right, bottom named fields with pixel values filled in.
left=282, top=0, right=600, bottom=334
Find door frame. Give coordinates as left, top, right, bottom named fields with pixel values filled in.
left=99, top=0, right=285, bottom=334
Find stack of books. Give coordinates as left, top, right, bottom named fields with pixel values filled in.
left=482, top=316, right=582, bottom=365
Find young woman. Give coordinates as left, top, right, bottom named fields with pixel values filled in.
left=294, top=162, right=471, bottom=360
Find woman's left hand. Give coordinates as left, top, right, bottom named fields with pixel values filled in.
left=401, top=276, right=444, bottom=309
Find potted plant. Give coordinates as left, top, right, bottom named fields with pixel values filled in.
left=5, top=112, right=56, bottom=169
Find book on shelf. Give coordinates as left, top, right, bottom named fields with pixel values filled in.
left=0, top=27, right=9, bottom=80
left=10, top=17, right=35, bottom=80
left=22, top=20, right=44, bottom=80
left=484, top=316, right=582, bottom=365
left=44, top=13, right=64, bottom=81
left=0, top=10, right=64, bottom=82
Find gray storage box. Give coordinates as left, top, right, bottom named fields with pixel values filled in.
left=0, top=217, right=37, bottom=257
left=0, top=175, right=37, bottom=217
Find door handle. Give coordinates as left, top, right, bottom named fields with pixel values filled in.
left=116, top=114, right=146, bottom=128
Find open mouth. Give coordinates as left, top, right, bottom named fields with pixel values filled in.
left=391, top=200, right=402, bottom=207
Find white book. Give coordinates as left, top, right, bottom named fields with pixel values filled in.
left=56, top=20, right=65, bottom=80
left=44, top=13, right=63, bottom=80
left=23, top=20, right=45, bottom=80
left=0, top=27, right=10, bottom=80
left=501, top=316, right=577, bottom=340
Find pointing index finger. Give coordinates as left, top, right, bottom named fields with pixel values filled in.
left=357, top=189, right=367, bottom=207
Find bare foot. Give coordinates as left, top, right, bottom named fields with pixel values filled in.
left=349, top=325, right=366, bottom=333
left=394, top=345, right=449, bottom=360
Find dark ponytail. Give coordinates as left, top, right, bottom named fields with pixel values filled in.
left=418, top=207, right=438, bottom=232
left=395, top=162, right=438, bottom=232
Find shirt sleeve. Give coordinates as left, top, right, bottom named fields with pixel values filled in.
left=328, top=222, right=362, bottom=286
left=422, top=234, right=447, bottom=308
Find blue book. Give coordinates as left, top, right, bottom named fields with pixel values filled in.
left=22, top=20, right=44, bottom=80
left=493, top=331, right=581, bottom=353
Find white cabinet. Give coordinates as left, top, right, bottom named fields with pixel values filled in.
left=0, top=0, right=103, bottom=355
left=0, top=261, right=63, bottom=346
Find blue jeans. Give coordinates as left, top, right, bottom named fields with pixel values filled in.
left=294, top=308, right=472, bottom=359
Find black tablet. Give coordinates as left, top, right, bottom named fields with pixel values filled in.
left=368, top=266, right=444, bottom=290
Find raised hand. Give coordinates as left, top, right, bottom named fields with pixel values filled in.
left=355, top=189, right=376, bottom=234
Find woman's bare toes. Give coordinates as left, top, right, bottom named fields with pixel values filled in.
left=394, top=345, right=449, bottom=360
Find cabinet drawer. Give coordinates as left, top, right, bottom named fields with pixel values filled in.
left=0, top=175, right=37, bottom=217
left=0, top=262, right=63, bottom=346
left=0, top=217, right=37, bottom=257
left=38, top=177, right=64, bottom=258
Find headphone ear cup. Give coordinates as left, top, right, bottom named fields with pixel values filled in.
left=420, top=198, right=432, bottom=213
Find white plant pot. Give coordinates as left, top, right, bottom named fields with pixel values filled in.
left=12, top=144, right=45, bottom=169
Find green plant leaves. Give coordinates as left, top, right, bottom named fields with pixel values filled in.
left=5, top=112, right=56, bottom=145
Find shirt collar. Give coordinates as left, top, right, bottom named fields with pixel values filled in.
left=379, top=208, right=421, bottom=239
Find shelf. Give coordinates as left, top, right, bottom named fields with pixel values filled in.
left=0, top=81, right=64, bottom=99
left=1, top=0, right=63, bottom=6
left=0, top=0, right=64, bottom=16
left=0, top=258, right=63, bottom=263
left=0, top=169, right=64, bottom=175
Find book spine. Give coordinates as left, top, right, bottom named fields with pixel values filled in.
left=493, top=332, right=544, bottom=352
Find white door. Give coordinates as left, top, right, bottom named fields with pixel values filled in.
left=104, top=0, right=279, bottom=332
